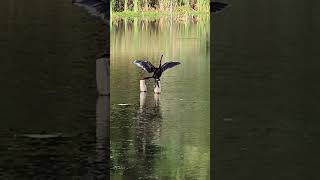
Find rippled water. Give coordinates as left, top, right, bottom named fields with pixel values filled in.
left=111, top=16, right=210, bottom=179
left=0, top=0, right=107, bottom=178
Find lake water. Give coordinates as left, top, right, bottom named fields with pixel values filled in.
left=1, top=0, right=319, bottom=179
left=110, top=16, right=210, bottom=179
left=0, top=0, right=107, bottom=179
left=212, top=0, right=320, bottom=179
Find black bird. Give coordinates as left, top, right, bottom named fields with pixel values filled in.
left=211, top=1, right=228, bottom=13
left=133, top=55, right=181, bottom=87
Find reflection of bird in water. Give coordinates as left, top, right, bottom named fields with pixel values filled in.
left=72, top=0, right=108, bottom=21
left=211, top=1, right=228, bottom=13
left=133, top=55, right=181, bottom=87
left=136, top=92, right=162, bottom=159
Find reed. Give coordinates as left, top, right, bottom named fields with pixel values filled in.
left=111, top=0, right=209, bottom=17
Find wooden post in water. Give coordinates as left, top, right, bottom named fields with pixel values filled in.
left=140, top=92, right=146, bottom=108
left=154, top=81, right=161, bottom=94
left=140, top=80, right=147, bottom=92
left=96, top=58, right=109, bottom=96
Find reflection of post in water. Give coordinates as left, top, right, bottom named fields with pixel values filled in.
left=95, top=95, right=110, bottom=179
left=154, top=93, right=160, bottom=107
left=95, top=55, right=109, bottom=178
left=136, top=92, right=162, bottom=170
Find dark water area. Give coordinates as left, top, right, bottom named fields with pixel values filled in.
left=212, top=0, right=320, bottom=179
left=0, top=0, right=107, bottom=179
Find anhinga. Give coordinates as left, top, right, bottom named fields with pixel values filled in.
left=133, top=55, right=181, bottom=87
left=211, top=1, right=228, bottom=13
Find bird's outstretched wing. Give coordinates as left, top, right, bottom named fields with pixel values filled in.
left=211, top=2, right=228, bottom=13
left=133, top=60, right=156, bottom=73
left=161, top=61, right=181, bottom=72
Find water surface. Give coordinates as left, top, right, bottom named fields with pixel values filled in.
left=212, top=0, right=320, bottom=179
left=0, top=0, right=107, bottom=178
left=111, top=16, right=210, bottom=179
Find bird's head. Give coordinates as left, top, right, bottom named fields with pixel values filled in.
left=160, top=54, right=163, bottom=64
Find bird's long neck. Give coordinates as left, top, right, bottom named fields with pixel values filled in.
left=159, top=54, right=163, bottom=68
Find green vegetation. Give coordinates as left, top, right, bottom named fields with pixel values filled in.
left=111, top=0, right=210, bottom=17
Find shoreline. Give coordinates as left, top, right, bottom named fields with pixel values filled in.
left=111, top=11, right=209, bottom=18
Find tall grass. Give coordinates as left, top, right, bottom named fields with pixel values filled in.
left=111, top=0, right=209, bottom=17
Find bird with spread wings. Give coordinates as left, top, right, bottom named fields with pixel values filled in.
left=133, top=55, right=181, bottom=87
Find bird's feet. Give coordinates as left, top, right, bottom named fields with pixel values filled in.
left=154, top=80, right=161, bottom=94
left=155, top=80, right=160, bottom=87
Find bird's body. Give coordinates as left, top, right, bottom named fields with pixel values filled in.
left=153, top=68, right=163, bottom=80
left=133, top=55, right=180, bottom=87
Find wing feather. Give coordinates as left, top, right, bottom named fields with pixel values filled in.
left=133, top=60, right=156, bottom=73
left=160, top=61, right=181, bottom=72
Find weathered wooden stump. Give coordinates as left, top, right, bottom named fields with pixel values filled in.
left=154, top=81, right=161, bottom=94
left=140, top=79, right=147, bottom=92
left=140, top=92, right=147, bottom=107
left=96, top=58, right=109, bottom=96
